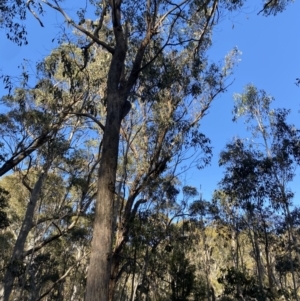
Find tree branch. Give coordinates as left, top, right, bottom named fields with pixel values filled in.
left=68, top=112, right=105, bottom=131
left=194, top=0, right=218, bottom=57
left=26, top=0, right=44, bottom=27
left=41, top=0, right=115, bottom=54
left=153, top=0, right=188, bottom=32
left=36, top=264, right=76, bottom=300
left=0, top=132, right=52, bottom=177
left=23, top=220, right=77, bottom=258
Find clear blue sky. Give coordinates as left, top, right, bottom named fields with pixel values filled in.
left=1, top=1, right=300, bottom=203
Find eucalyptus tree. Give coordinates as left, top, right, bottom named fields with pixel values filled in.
left=219, top=139, right=277, bottom=300
left=0, top=187, right=9, bottom=229
left=0, top=0, right=294, bottom=46
left=105, top=42, right=241, bottom=298
left=218, top=84, right=300, bottom=299
left=233, top=85, right=300, bottom=237
left=112, top=182, right=211, bottom=301
left=112, top=179, right=184, bottom=301
left=1, top=28, right=236, bottom=301
left=0, top=42, right=104, bottom=300
left=0, top=161, right=94, bottom=301
left=217, top=136, right=300, bottom=300
left=0, top=129, right=98, bottom=300
left=1, top=1, right=297, bottom=300
left=19, top=2, right=243, bottom=300
left=0, top=131, right=98, bottom=300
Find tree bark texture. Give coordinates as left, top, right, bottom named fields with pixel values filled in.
left=85, top=93, right=124, bottom=301
left=85, top=1, right=128, bottom=298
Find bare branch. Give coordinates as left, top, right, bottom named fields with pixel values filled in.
left=68, top=112, right=105, bottom=131
left=27, top=0, right=44, bottom=27
left=194, top=0, right=218, bottom=57
left=129, top=198, right=148, bottom=223
left=153, top=0, right=189, bottom=31
left=41, top=0, right=115, bottom=54
left=0, top=132, right=52, bottom=177
left=0, top=111, right=68, bottom=177
left=51, top=221, right=62, bottom=235
left=120, top=127, right=139, bottom=159
left=125, top=1, right=156, bottom=95
left=23, top=219, right=77, bottom=258
left=36, top=264, right=77, bottom=301
left=80, top=3, right=108, bottom=70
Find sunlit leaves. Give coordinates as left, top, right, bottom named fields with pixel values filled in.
left=0, top=187, right=10, bottom=229
left=233, top=85, right=274, bottom=125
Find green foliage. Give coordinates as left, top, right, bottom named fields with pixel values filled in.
left=0, top=1, right=298, bottom=301
left=0, top=0, right=28, bottom=45
left=169, top=250, right=196, bottom=301
left=0, top=187, right=10, bottom=229
left=275, top=254, right=300, bottom=275
left=218, top=267, right=265, bottom=301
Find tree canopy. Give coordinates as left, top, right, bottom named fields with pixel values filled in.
left=0, top=1, right=299, bottom=301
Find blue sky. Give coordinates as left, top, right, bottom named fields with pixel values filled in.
left=192, top=1, right=300, bottom=201
left=1, top=1, right=300, bottom=203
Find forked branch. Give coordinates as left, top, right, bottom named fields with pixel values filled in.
left=40, top=0, right=115, bottom=54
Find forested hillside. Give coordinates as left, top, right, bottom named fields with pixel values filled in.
left=0, top=1, right=299, bottom=300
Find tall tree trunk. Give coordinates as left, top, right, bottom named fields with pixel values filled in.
left=247, top=226, right=265, bottom=300
left=261, top=216, right=274, bottom=294
left=3, top=167, right=49, bottom=301
left=85, top=0, right=129, bottom=298
left=233, top=226, right=241, bottom=297
left=283, top=204, right=300, bottom=301
left=85, top=93, right=123, bottom=301
left=108, top=231, right=125, bottom=301
left=84, top=0, right=156, bottom=296
left=253, top=230, right=265, bottom=299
